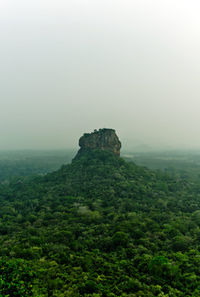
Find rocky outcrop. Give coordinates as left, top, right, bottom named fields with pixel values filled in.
left=75, top=128, right=121, bottom=158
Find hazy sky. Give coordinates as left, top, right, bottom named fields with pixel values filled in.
left=1, top=0, right=200, bottom=150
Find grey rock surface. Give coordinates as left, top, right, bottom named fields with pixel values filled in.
left=76, top=128, right=121, bottom=157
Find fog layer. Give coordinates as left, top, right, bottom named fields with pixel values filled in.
left=1, top=0, right=200, bottom=150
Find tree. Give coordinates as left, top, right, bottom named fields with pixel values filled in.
left=0, top=258, right=34, bottom=296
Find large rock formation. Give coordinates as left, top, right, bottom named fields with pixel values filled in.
left=75, top=128, right=121, bottom=158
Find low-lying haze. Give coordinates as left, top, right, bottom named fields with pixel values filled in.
left=1, top=0, right=200, bottom=150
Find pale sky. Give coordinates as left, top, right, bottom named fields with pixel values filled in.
left=1, top=0, right=200, bottom=150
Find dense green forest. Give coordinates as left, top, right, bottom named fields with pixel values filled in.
left=0, top=150, right=74, bottom=182
left=125, top=150, right=200, bottom=181
left=1, top=149, right=200, bottom=296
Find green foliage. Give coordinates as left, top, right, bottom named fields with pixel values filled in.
left=0, top=150, right=74, bottom=182
left=149, top=256, right=180, bottom=284
left=1, top=149, right=200, bottom=295
left=0, top=258, right=34, bottom=296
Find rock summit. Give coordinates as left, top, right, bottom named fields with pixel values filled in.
left=75, top=128, right=121, bottom=158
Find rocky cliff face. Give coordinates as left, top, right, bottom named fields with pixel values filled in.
left=75, top=128, right=121, bottom=158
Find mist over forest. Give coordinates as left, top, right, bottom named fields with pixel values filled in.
left=1, top=0, right=200, bottom=150
left=2, top=1, right=200, bottom=296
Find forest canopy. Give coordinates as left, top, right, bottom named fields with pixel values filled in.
left=1, top=149, right=200, bottom=296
